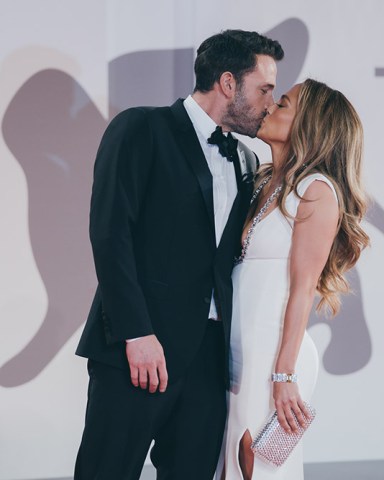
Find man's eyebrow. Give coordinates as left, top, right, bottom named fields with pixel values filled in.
left=262, top=83, right=275, bottom=89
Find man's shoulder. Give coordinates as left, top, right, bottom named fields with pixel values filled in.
left=111, top=105, right=164, bottom=123
left=109, top=100, right=184, bottom=130
left=115, top=99, right=184, bottom=120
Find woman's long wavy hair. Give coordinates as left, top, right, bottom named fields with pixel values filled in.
left=248, top=78, right=370, bottom=315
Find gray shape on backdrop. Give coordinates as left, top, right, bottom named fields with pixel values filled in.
left=1, top=19, right=372, bottom=386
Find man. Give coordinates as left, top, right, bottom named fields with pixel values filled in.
left=75, top=29, right=284, bottom=480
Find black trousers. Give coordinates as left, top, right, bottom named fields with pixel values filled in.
left=74, top=320, right=227, bottom=480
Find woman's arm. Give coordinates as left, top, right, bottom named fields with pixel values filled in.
left=274, top=179, right=339, bottom=433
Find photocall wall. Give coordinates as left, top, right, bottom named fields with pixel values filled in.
left=0, top=0, right=383, bottom=478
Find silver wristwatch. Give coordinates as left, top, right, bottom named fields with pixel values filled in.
left=271, top=373, right=298, bottom=383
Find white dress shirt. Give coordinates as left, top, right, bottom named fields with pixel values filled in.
left=183, top=95, right=238, bottom=320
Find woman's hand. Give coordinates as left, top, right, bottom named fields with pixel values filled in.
left=273, top=382, right=311, bottom=433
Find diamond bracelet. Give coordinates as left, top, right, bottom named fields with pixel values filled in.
left=271, top=373, right=298, bottom=383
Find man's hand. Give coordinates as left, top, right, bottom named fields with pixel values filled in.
left=125, top=335, right=168, bottom=393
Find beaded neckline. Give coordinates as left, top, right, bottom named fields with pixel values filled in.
left=234, top=176, right=282, bottom=265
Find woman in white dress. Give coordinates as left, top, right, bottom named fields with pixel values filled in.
left=218, top=79, right=370, bottom=479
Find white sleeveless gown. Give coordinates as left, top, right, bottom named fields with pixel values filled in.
left=217, top=174, right=338, bottom=479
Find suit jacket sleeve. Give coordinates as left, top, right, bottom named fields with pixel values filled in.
left=89, top=108, right=154, bottom=343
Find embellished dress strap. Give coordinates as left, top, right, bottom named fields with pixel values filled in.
left=235, top=177, right=282, bottom=265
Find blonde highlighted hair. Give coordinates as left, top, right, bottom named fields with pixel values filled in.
left=249, top=79, right=370, bottom=315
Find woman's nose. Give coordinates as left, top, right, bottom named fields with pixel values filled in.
left=264, top=96, right=275, bottom=112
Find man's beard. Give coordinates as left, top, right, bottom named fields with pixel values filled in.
left=222, top=87, right=265, bottom=138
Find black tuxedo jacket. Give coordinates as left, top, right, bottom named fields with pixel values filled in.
left=76, top=99, right=259, bottom=385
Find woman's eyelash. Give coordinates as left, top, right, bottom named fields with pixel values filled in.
left=276, top=103, right=284, bottom=108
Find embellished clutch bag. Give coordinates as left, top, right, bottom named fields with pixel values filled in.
left=250, top=402, right=316, bottom=467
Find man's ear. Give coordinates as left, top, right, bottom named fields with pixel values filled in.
left=219, top=72, right=236, bottom=98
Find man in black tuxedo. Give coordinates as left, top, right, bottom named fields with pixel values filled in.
left=75, top=30, right=284, bottom=479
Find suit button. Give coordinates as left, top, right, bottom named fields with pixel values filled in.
left=204, top=297, right=211, bottom=304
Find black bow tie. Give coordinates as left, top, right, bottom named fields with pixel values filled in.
left=207, top=126, right=238, bottom=162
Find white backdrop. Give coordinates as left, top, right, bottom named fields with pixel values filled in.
left=0, top=1, right=383, bottom=478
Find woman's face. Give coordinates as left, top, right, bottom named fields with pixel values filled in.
left=257, top=83, right=301, bottom=146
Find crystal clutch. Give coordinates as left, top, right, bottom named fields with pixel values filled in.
left=250, top=402, right=316, bottom=467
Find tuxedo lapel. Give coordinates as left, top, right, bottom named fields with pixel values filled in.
left=216, top=188, right=244, bottom=253
left=237, top=141, right=259, bottom=185
left=217, top=141, right=258, bottom=250
left=170, top=100, right=215, bottom=233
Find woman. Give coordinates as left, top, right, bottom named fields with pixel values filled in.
left=218, top=79, right=369, bottom=479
